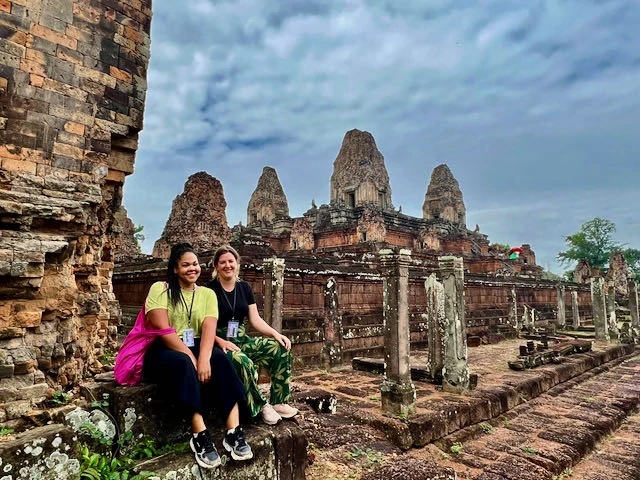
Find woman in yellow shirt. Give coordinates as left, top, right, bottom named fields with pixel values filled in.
left=143, top=243, right=251, bottom=469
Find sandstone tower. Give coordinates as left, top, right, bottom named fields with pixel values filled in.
left=330, top=129, right=393, bottom=211
left=152, top=172, right=231, bottom=259
left=114, top=205, right=142, bottom=261
left=247, top=166, right=289, bottom=226
left=0, top=0, right=151, bottom=405
left=422, top=164, right=466, bottom=226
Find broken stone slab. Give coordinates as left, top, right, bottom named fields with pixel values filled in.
left=134, top=423, right=307, bottom=480
left=0, top=424, right=79, bottom=479
left=293, top=388, right=337, bottom=414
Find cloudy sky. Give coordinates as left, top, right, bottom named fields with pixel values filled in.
left=123, top=0, right=640, bottom=273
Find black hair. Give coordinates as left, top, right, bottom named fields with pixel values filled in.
left=166, top=242, right=196, bottom=307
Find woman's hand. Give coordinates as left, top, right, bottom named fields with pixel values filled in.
left=218, top=339, right=240, bottom=354
left=197, top=353, right=211, bottom=383
left=273, top=332, right=292, bottom=350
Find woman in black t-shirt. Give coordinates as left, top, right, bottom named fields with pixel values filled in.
left=205, top=245, right=298, bottom=425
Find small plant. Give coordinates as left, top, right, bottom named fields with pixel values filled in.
left=51, top=390, right=71, bottom=406
left=0, top=427, right=14, bottom=436
left=346, top=446, right=384, bottom=464
left=369, top=395, right=380, bottom=402
left=521, top=445, right=537, bottom=454
left=581, top=396, right=595, bottom=403
left=480, top=423, right=493, bottom=434
left=441, top=452, right=450, bottom=460
left=91, top=392, right=110, bottom=410
left=450, top=442, right=463, bottom=454
left=78, top=445, right=154, bottom=480
left=552, top=468, right=574, bottom=480
left=501, top=418, right=510, bottom=426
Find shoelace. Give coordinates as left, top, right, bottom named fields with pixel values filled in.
left=198, top=432, right=215, bottom=453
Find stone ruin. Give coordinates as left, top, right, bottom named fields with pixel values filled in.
left=422, top=164, right=466, bottom=225
left=0, top=0, right=151, bottom=416
left=113, top=205, right=140, bottom=261
left=247, top=165, right=289, bottom=227
left=152, top=171, right=231, bottom=259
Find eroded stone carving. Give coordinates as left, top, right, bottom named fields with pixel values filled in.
left=247, top=166, right=290, bottom=226
left=423, top=164, right=466, bottom=226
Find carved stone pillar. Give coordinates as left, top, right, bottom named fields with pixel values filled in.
left=262, top=258, right=285, bottom=332
left=425, top=273, right=445, bottom=382
left=439, top=256, right=470, bottom=392
left=556, top=285, right=566, bottom=328
left=379, top=248, right=415, bottom=416
left=321, top=277, right=343, bottom=367
left=606, top=284, right=619, bottom=338
left=591, top=277, right=609, bottom=341
left=571, top=291, right=581, bottom=329
left=628, top=274, right=639, bottom=337
left=508, top=287, right=519, bottom=333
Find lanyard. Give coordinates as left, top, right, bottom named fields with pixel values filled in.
left=221, top=284, right=237, bottom=320
left=181, top=287, right=196, bottom=328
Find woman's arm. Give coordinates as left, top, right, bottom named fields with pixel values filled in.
left=197, top=316, right=217, bottom=383
left=147, top=308, right=197, bottom=368
left=247, top=304, right=291, bottom=350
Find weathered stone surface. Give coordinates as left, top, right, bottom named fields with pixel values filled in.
left=0, top=0, right=151, bottom=401
left=330, top=129, right=393, bottom=210
left=422, top=164, right=466, bottom=226
left=247, top=166, right=290, bottom=225
left=574, top=258, right=592, bottom=284
left=0, top=424, right=79, bottom=479
left=152, top=171, right=231, bottom=258
left=113, top=205, right=141, bottom=261
left=607, top=250, right=629, bottom=297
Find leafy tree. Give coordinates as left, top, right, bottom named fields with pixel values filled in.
left=557, top=217, right=621, bottom=271
left=623, top=247, right=640, bottom=277
left=133, top=224, right=145, bottom=253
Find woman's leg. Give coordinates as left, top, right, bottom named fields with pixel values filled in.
left=207, top=347, right=247, bottom=420
left=226, top=348, right=267, bottom=418
left=238, top=336, right=293, bottom=405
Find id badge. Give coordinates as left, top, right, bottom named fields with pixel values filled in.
left=227, top=320, right=239, bottom=339
left=182, top=328, right=195, bottom=347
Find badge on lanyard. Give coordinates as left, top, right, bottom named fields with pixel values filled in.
left=227, top=320, right=239, bottom=339
left=182, top=328, right=195, bottom=347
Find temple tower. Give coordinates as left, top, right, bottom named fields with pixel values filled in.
left=247, top=166, right=290, bottom=226
left=330, top=129, right=393, bottom=210
left=422, top=164, right=466, bottom=226
left=152, top=172, right=231, bottom=258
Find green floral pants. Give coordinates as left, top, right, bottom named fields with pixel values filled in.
left=220, top=325, right=293, bottom=419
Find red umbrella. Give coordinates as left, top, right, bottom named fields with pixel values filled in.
left=510, top=246, right=523, bottom=253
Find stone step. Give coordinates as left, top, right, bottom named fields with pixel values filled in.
left=434, top=351, right=640, bottom=479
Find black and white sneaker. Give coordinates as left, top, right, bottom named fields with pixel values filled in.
left=190, top=430, right=221, bottom=469
left=223, top=426, right=253, bottom=461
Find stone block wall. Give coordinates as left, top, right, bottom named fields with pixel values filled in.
left=0, top=0, right=151, bottom=417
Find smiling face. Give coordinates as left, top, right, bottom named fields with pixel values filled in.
left=215, top=252, right=239, bottom=282
left=174, top=251, right=201, bottom=289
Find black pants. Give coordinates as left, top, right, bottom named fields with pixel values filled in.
left=143, top=338, right=246, bottom=422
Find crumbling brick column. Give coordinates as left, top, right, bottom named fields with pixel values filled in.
left=379, top=248, right=415, bottom=416
left=425, top=273, right=444, bottom=383
left=606, top=284, right=619, bottom=338
left=321, top=277, right=343, bottom=367
left=439, top=255, right=470, bottom=392
left=556, top=285, right=566, bottom=328
left=628, top=274, right=639, bottom=334
left=0, top=0, right=151, bottom=414
left=508, top=287, right=519, bottom=333
left=591, top=277, right=609, bottom=341
left=571, top=291, right=581, bottom=329
left=262, top=257, right=285, bottom=332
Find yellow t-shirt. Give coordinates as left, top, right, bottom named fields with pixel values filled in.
left=145, top=282, right=218, bottom=337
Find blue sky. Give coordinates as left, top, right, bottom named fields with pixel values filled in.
left=123, top=0, right=640, bottom=273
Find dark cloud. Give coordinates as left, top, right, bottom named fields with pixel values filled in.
left=125, top=0, right=640, bottom=273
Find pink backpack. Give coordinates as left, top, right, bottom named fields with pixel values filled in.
left=114, top=305, right=175, bottom=386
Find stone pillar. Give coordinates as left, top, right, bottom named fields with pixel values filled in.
left=628, top=274, right=639, bottom=330
left=508, top=287, right=519, bottom=333
left=606, top=284, right=619, bottom=338
left=591, top=277, right=609, bottom=341
left=379, top=248, right=415, bottom=416
left=439, top=256, right=470, bottom=392
left=425, top=273, right=445, bottom=382
left=556, top=285, right=566, bottom=329
left=571, top=291, right=581, bottom=329
left=262, top=258, right=285, bottom=332
left=321, top=277, right=343, bottom=367
left=522, top=305, right=531, bottom=331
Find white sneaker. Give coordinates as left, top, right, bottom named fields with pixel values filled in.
left=261, top=403, right=282, bottom=425
left=272, top=403, right=299, bottom=419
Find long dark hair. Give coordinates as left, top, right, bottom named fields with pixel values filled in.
left=167, top=242, right=196, bottom=307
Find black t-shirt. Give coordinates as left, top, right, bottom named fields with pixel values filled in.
left=204, top=278, right=255, bottom=329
